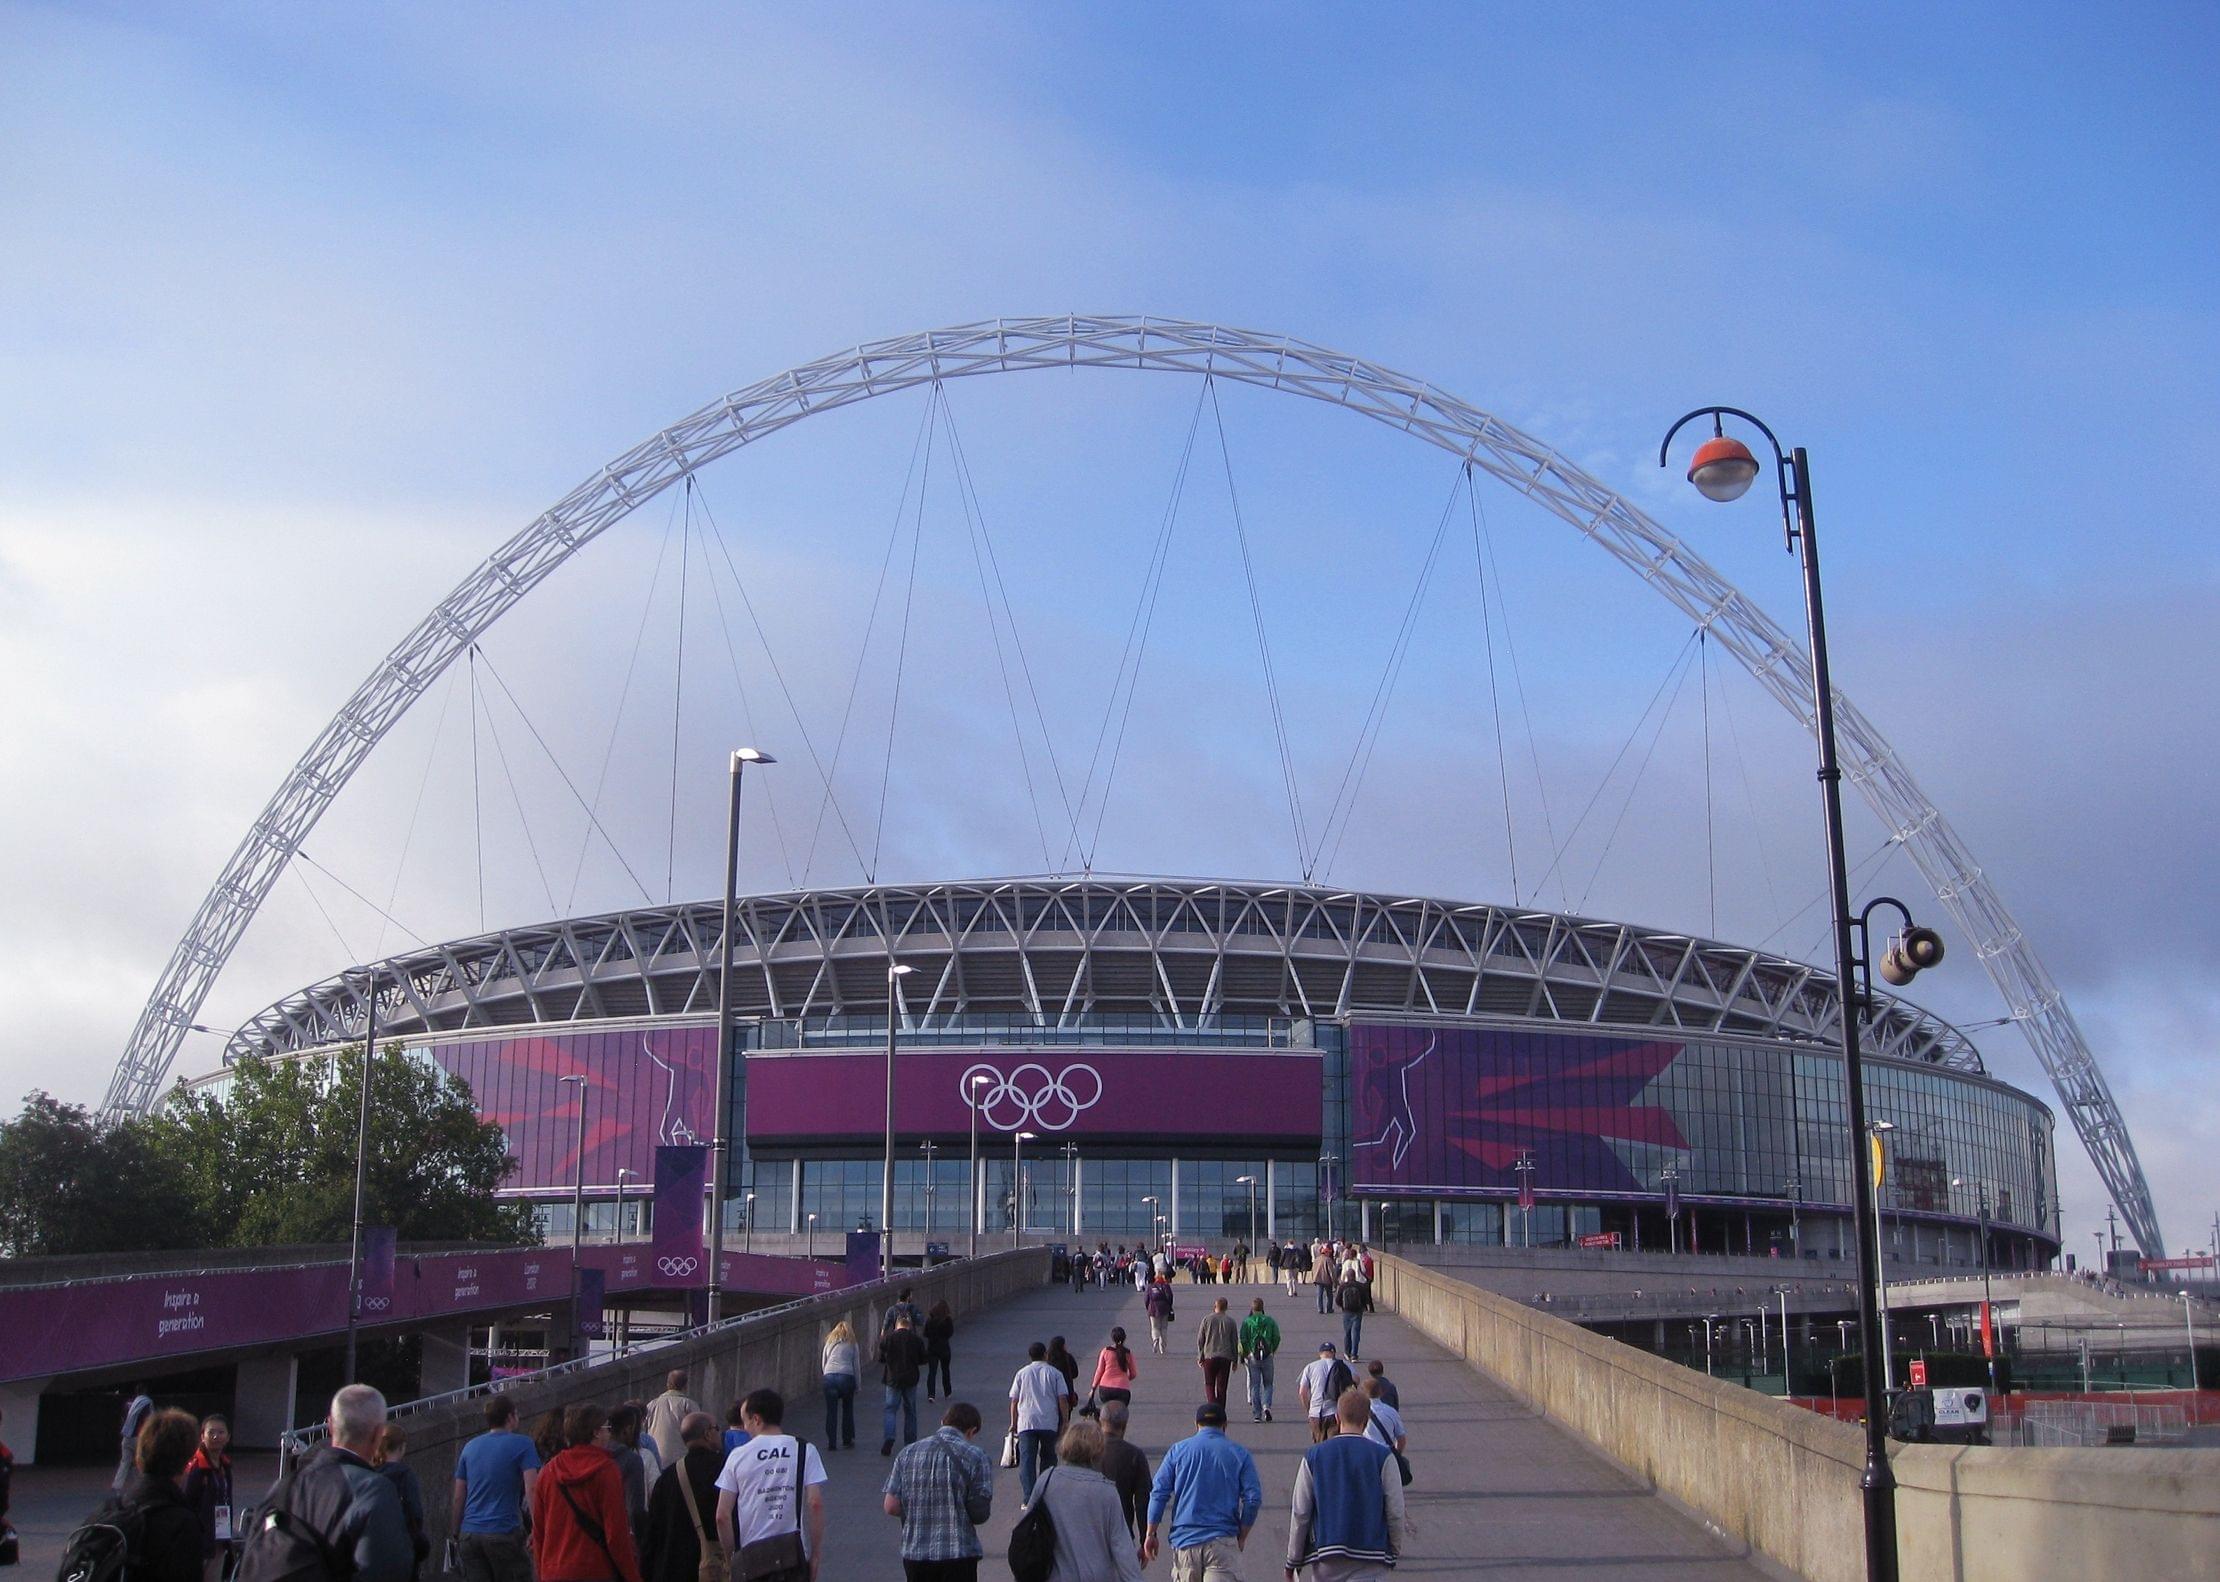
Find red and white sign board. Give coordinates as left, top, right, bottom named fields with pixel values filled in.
left=1908, top=1359, right=1928, bottom=1389
left=1577, top=1232, right=1622, bottom=1249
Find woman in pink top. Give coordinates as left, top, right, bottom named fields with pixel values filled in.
left=1090, top=1325, right=1140, bottom=1408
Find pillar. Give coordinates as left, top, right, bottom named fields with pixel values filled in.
left=421, top=1326, right=474, bottom=1397
left=0, top=1379, right=47, bottom=1466
left=233, top=1352, right=301, bottom=1450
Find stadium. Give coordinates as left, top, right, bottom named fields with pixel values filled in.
left=190, top=874, right=2062, bottom=1272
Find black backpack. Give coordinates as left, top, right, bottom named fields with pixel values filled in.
left=234, top=1457, right=354, bottom=1582
left=1007, top=1469, right=1059, bottom=1582
left=56, top=1501, right=139, bottom=1582
left=1323, top=1359, right=1354, bottom=1402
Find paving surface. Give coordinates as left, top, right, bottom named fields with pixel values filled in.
left=816, top=1274, right=1771, bottom=1578
left=7, top=1277, right=1773, bottom=1579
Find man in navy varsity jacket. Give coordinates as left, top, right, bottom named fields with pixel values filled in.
left=1284, top=1388, right=1411, bottom=1580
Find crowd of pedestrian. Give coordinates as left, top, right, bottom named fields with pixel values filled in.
left=64, top=1244, right=1410, bottom=1582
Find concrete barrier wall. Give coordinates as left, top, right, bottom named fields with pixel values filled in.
left=1373, top=1254, right=2220, bottom=1582
left=383, top=1248, right=1051, bottom=1540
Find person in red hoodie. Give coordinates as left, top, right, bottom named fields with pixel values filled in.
left=530, top=1405, right=641, bottom=1582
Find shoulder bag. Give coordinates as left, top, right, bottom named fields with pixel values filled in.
left=672, top=1463, right=727, bottom=1582
left=556, top=1482, right=628, bottom=1582
left=1006, top=1469, right=1057, bottom=1582
left=731, top=1439, right=807, bottom=1582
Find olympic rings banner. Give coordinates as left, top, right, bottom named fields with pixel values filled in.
left=359, top=1226, right=397, bottom=1315
left=742, top=1048, right=1322, bottom=1143
left=650, top=1143, right=708, bottom=1285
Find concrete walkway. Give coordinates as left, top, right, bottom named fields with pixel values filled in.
left=815, top=1274, right=1772, bottom=1578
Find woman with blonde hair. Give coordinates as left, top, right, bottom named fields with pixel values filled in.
left=820, top=1318, right=859, bottom=1449
left=1021, top=1420, right=1142, bottom=1581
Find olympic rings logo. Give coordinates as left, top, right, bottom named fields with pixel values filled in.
left=656, top=1255, right=701, bottom=1277
left=362, top=1296, right=391, bottom=1312
left=960, top=1062, right=1102, bottom=1132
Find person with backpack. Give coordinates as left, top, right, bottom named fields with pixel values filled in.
left=181, top=1415, right=235, bottom=1582
left=605, top=1406, right=650, bottom=1545
left=1336, top=1274, right=1367, bottom=1362
left=529, top=1405, right=640, bottom=1582
left=922, top=1303, right=956, bottom=1403
left=1298, top=1343, right=1355, bottom=1445
left=639, top=1413, right=723, bottom=1582
left=1239, top=1298, right=1282, bottom=1425
left=879, top=1309, right=930, bottom=1456
left=71, top=1406, right=201, bottom=1582
left=450, top=1395, right=539, bottom=1582
left=1143, top=1280, right=1175, bottom=1357
left=1016, top=1421, right=1141, bottom=1582
left=880, top=1400, right=994, bottom=1581
left=370, top=1427, right=429, bottom=1582
left=234, top=1386, right=411, bottom=1582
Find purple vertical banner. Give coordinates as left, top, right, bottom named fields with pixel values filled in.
left=360, top=1227, right=398, bottom=1319
left=844, top=1231, right=880, bottom=1284
left=575, top=1266, right=606, bottom=1341
left=650, top=1144, right=709, bottom=1286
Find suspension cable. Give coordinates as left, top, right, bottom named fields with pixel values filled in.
left=473, top=647, right=656, bottom=904
left=468, top=646, right=485, bottom=932
left=374, top=664, right=460, bottom=960
left=1471, top=487, right=1565, bottom=909
left=1071, top=380, right=1208, bottom=872
left=566, top=487, right=681, bottom=911
left=298, top=849, right=429, bottom=948
left=290, top=861, right=359, bottom=963
left=1314, top=465, right=1462, bottom=879
left=665, top=485, right=692, bottom=902
left=1206, top=378, right=1311, bottom=874
left=1529, top=629, right=1700, bottom=905
left=1575, top=633, right=1702, bottom=914
left=693, top=514, right=799, bottom=889
left=869, top=391, right=934, bottom=884
left=803, top=394, right=937, bottom=883
left=471, top=645, right=559, bottom=918
left=1715, top=661, right=1785, bottom=932
left=1467, top=466, right=1521, bottom=904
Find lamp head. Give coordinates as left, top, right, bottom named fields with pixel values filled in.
left=889, top=963, right=916, bottom=978
left=733, top=748, right=776, bottom=766
left=1879, top=925, right=1946, bottom=986
left=1687, top=434, right=1762, bottom=502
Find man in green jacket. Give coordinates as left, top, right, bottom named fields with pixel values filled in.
left=1239, top=1297, right=1283, bottom=1424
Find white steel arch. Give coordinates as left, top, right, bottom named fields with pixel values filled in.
left=107, top=316, right=2163, bottom=1256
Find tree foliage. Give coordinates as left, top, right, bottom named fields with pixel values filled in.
left=0, top=1047, right=534, bottom=1257
left=154, top=1045, right=537, bottom=1247
left=0, top=1091, right=205, bottom=1256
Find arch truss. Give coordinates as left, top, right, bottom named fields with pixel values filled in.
left=106, top=315, right=2163, bottom=1256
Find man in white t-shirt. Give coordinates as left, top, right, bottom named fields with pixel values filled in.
left=1007, top=1340, right=1070, bottom=1504
left=714, top=1388, right=827, bottom=1581
left=1362, top=1377, right=1407, bottom=1453
left=1297, top=1341, right=1355, bottom=1444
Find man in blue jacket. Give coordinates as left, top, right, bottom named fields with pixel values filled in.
left=1284, top=1389, right=1410, bottom=1581
left=1143, top=1401, right=1262, bottom=1579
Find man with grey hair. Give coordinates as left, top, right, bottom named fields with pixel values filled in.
left=240, top=1386, right=411, bottom=1582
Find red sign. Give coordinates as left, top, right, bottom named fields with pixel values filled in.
left=2139, top=1256, right=2217, bottom=1272
left=1578, top=1232, right=1622, bottom=1249
left=1908, top=1359, right=1928, bottom=1389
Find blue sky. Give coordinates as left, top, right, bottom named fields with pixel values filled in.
left=2, top=2, right=2214, bottom=1254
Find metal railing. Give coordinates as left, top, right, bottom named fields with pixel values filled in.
left=2016, top=1399, right=2191, bottom=1446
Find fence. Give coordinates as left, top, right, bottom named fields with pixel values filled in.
left=2017, top=1399, right=2191, bottom=1446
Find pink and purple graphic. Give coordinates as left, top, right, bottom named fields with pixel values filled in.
left=743, top=1048, right=1322, bottom=1144
left=1348, top=1022, right=1687, bottom=1195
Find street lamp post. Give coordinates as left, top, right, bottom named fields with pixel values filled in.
left=966, top=1074, right=990, bottom=1260
left=1953, top=1177, right=1999, bottom=1393
left=2183, top=1292, right=2202, bottom=1425
left=1787, top=1175, right=1803, bottom=1256
left=1061, top=1141, right=1081, bottom=1238
left=1663, top=409, right=1951, bottom=1582
left=342, top=974, right=380, bottom=1383
left=1661, top=1163, right=1682, bottom=1256
left=920, top=1141, right=939, bottom=1259
left=1013, top=1131, right=1037, bottom=1250
left=709, top=748, right=774, bottom=1326
left=615, top=1169, right=638, bottom=1247
left=882, top=961, right=915, bottom=1282
left=1316, top=1155, right=1336, bottom=1240
left=1514, top=1153, right=1537, bottom=1249
left=1237, top=1175, right=1259, bottom=1257
left=559, top=1072, right=589, bottom=1353
left=1870, top=1120, right=1897, bottom=1398
left=806, top=1211, right=818, bottom=1261
left=742, top=1192, right=757, bottom=1256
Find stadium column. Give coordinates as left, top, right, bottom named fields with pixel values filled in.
left=421, top=1325, right=473, bottom=1396
left=233, top=1351, right=301, bottom=1451
left=0, top=1379, right=45, bottom=1465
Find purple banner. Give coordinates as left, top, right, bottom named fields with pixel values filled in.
left=650, top=1144, right=708, bottom=1286
left=360, top=1227, right=397, bottom=1318
left=420, top=1026, right=720, bottom=1190
left=1348, top=1022, right=1687, bottom=1195
left=844, top=1231, right=880, bottom=1285
left=745, top=1048, right=1321, bottom=1144
left=715, top=1248, right=854, bottom=1298
left=575, top=1266, right=605, bottom=1340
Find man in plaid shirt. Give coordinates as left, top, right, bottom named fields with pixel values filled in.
left=881, top=1400, right=995, bottom=1581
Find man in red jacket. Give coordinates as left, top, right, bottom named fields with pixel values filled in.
left=530, top=1405, right=641, bottom=1582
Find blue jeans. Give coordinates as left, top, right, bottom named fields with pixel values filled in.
left=1317, top=1281, right=1333, bottom=1313
left=823, top=1371, right=856, bottom=1447
left=1016, top=1428, right=1059, bottom=1502
left=1343, top=1309, right=1363, bottom=1359
left=883, top=1381, right=920, bottom=1446
left=1245, top=1353, right=1275, bottom=1418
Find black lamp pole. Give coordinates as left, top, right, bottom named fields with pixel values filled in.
left=709, top=749, right=773, bottom=1325
left=342, top=973, right=379, bottom=1382
left=1662, top=409, right=1897, bottom=1582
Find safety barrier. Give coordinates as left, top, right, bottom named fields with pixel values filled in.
left=1373, top=1253, right=2220, bottom=1582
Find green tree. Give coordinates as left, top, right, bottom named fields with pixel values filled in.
left=151, top=1045, right=536, bottom=1247
left=0, top=1092, right=207, bottom=1256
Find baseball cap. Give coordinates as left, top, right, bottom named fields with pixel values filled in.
left=1195, top=1401, right=1227, bottom=1425
left=1318, top=1341, right=1337, bottom=1353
